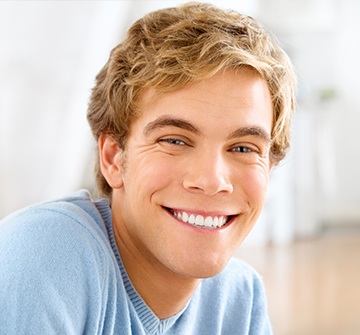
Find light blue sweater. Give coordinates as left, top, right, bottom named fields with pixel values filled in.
left=0, top=190, right=272, bottom=334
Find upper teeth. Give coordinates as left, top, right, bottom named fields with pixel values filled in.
left=171, top=210, right=228, bottom=228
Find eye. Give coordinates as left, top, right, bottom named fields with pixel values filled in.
left=158, top=138, right=186, bottom=146
left=230, top=146, right=254, bottom=153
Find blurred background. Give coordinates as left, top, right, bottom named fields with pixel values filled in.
left=1, top=1, right=359, bottom=334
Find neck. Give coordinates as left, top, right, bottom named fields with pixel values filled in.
left=113, top=222, right=201, bottom=320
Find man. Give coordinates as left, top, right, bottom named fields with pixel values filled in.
left=0, top=2, right=296, bottom=334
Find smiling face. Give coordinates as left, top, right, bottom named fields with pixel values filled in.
left=102, top=68, right=273, bottom=280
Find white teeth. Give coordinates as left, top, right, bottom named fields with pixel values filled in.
left=195, top=215, right=204, bottom=226
left=171, top=210, right=229, bottom=229
left=204, top=216, right=212, bottom=227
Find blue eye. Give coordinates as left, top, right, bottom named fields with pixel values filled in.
left=159, top=138, right=186, bottom=146
left=231, top=146, right=253, bottom=153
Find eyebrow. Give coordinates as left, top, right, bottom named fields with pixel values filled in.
left=143, top=115, right=201, bottom=136
left=143, top=114, right=271, bottom=143
left=227, top=126, right=271, bottom=143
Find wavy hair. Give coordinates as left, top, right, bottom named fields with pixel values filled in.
left=87, top=2, right=296, bottom=198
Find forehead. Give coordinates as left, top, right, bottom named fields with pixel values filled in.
left=134, top=69, right=272, bottom=132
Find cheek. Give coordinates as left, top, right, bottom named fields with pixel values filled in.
left=239, top=167, right=270, bottom=204
left=125, top=155, right=182, bottom=195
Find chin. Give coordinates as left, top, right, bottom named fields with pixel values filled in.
left=177, top=257, right=229, bottom=280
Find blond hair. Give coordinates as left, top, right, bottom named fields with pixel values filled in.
left=87, top=2, right=296, bottom=199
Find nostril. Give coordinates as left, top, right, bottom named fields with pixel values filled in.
left=183, top=176, right=233, bottom=195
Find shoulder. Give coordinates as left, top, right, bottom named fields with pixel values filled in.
left=199, top=257, right=268, bottom=314
left=0, top=190, right=117, bottom=333
left=1, top=190, right=107, bottom=244
left=0, top=190, right=115, bottom=274
left=226, top=258, right=269, bottom=307
left=208, top=257, right=265, bottom=290
left=189, top=258, right=272, bottom=334
left=0, top=189, right=113, bottom=273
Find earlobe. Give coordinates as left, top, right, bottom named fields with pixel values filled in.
left=98, top=134, right=124, bottom=188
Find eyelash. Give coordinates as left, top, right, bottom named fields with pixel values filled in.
left=158, top=138, right=258, bottom=155
left=158, top=138, right=187, bottom=146
left=230, top=146, right=255, bottom=153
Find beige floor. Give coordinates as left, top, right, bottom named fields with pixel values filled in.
left=238, top=227, right=360, bottom=335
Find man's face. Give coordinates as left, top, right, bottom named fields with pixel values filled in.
left=110, top=68, right=273, bottom=279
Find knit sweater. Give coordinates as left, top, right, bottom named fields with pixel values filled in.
left=0, top=190, right=272, bottom=334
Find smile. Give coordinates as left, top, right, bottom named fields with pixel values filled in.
left=166, top=208, right=233, bottom=229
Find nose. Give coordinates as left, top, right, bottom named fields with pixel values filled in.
left=183, top=150, right=234, bottom=195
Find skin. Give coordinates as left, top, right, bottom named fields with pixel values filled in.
left=99, top=68, right=273, bottom=319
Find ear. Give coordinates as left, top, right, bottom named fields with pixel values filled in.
left=98, top=134, right=124, bottom=189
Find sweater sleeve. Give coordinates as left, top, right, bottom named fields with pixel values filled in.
left=0, top=203, right=114, bottom=335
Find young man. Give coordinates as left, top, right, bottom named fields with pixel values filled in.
left=0, top=2, right=296, bottom=334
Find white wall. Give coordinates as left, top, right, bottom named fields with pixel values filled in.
left=0, top=1, right=128, bottom=217
left=258, top=0, right=360, bottom=232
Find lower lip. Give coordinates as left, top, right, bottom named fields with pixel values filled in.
left=165, top=209, right=234, bottom=235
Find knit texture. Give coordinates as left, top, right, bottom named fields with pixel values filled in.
left=0, top=190, right=272, bottom=334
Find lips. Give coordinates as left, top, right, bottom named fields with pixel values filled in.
left=166, top=207, right=233, bottom=229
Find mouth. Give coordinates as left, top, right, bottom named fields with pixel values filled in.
left=164, top=207, right=235, bottom=229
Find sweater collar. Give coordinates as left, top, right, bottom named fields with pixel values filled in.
left=97, top=197, right=185, bottom=334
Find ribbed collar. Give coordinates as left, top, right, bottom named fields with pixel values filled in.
left=96, top=198, right=184, bottom=334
